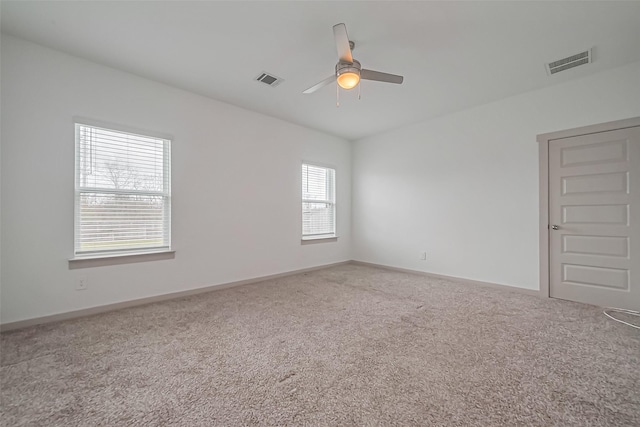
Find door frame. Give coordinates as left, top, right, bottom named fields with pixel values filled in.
left=537, top=117, right=640, bottom=298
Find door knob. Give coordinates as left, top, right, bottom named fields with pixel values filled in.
left=551, top=225, right=559, bottom=230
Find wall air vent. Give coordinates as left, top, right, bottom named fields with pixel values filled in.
left=546, top=49, right=592, bottom=75
left=255, top=72, right=284, bottom=87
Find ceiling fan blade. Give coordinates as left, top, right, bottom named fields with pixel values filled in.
left=361, top=69, right=404, bottom=84
left=303, top=75, right=335, bottom=94
left=333, top=23, right=353, bottom=63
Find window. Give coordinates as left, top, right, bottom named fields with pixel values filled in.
left=302, top=163, right=336, bottom=240
left=74, top=123, right=171, bottom=257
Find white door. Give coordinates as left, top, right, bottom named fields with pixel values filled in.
left=549, top=126, right=640, bottom=310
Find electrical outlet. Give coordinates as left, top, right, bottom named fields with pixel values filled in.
left=420, top=251, right=427, bottom=260
left=76, top=277, right=88, bottom=291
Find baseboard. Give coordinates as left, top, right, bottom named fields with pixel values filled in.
left=1, top=259, right=538, bottom=332
left=0, top=261, right=351, bottom=332
left=349, top=260, right=539, bottom=296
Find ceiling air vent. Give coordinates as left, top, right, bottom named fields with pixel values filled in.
left=546, top=49, right=592, bottom=75
left=255, top=72, right=284, bottom=87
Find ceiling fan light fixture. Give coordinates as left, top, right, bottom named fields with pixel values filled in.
left=337, top=71, right=360, bottom=90
left=336, top=60, right=361, bottom=90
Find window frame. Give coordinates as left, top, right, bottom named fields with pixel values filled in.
left=72, top=119, right=172, bottom=260
left=301, top=161, right=337, bottom=241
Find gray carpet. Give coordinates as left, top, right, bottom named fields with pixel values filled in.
left=1, top=264, right=639, bottom=426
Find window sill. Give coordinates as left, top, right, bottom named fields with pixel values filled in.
left=301, top=235, right=338, bottom=245
left=69, top=250, right=175, bottom=269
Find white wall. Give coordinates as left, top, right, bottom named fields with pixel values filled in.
left=352, top=61, right=640, bottom=290
left=0, top=35, right=351, bottom=324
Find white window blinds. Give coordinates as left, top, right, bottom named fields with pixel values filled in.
left=74, top=123, right=171, bottom=256
left=302, top=163, right=336, bottom=239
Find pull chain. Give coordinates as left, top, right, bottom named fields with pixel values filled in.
left=336, top=83, right=340, bottom=107
left=358, top=82, right=361, bottom=100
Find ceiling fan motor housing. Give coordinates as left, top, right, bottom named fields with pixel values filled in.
left=336, top=59, right=361, bottom=77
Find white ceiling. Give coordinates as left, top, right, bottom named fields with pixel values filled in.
left=2, top=1, right=640, bottom=140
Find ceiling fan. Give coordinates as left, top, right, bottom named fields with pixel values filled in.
left=303, top=23, right=404, bottom=94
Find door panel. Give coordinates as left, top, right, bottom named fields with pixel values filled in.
left=560, top=139, right=627, bottom=167
left=562, top=235, right=629, bottom=258
left=549, top=127, right=639, bottom=309
left=562, top=172, right=628, bottom=195
left=562, top=264, right=628, bottom=290
left=562, top=204, right=628, bottom=225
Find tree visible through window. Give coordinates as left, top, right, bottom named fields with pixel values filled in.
left=74, top=123, right=171, bottom=255
left=302, top=163, right=336, bottom=239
